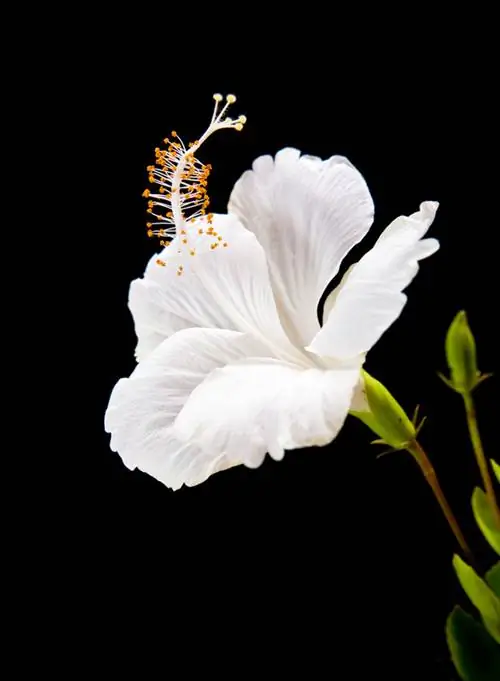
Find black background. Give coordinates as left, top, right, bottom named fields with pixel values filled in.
left=57, top=23, right=498, bottom=679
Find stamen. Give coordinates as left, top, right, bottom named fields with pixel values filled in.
left=143, top=93, right=246, bottom=262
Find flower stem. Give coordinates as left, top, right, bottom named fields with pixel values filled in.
left=407, top=440, right=473, bottom=563
left=463, top=392, right=500, bottom=528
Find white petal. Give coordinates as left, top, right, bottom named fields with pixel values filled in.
left=128, top=280, right=194, bottom=361
left=228, top=148, right=375, bottom=347
left=104, top=328, right=272, bottom=489
left=174, top=358, right=362, bottom=467
left=350, top=375, right=370, bottom=412
left=129, top=213, right=301, bottom=363
left=308, top=202, right=439, bottom=359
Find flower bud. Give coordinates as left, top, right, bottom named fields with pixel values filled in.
left=351, top=372, right=416, bottom=450
left=444, top=311, right=480, bottom=394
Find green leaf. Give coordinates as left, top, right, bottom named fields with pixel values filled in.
left=486, top=562, right=500, bottom=599
left=492, top=460, right=500, bottom=484
left=475, top=372, right=494, bottom=389
left=453, top=555, right=500, bottom=644
left=437, top=371, right=456, bottom=391
left=446, top=606, right=500, bottom=681
left=472, top=487, right=500, bottom=555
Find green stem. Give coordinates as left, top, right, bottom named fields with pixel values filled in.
left=463, top=392, right=500, bottom=528
left=407, top=441, right=473, bottom=563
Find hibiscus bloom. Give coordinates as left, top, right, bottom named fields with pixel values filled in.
left=105, top=94, right=439, bottom=490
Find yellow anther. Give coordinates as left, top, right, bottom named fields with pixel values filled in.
left=226, top=94, right=236, bottom=104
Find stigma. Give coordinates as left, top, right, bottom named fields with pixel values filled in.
left=143, top=94, right=246, bottom=249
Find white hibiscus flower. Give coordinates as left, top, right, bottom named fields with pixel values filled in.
left=104, top=94, right=439, bottom=490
